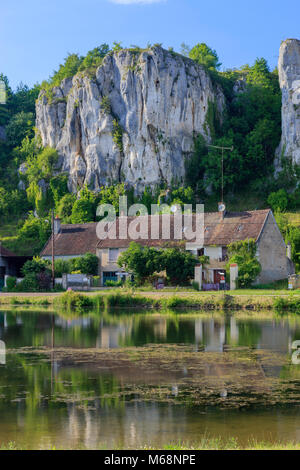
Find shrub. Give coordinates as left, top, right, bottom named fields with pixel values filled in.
left=54, top=259, right=71, bottom=277
left=17, top=273, right=39, bottom=292
left=267, top=189, right=289, bottom=212
left=57, top=291, right=94, bottom=309
left=56, top=193, right=76, bottom=222
left=273, top=296, right=300, bottom=313
left=162, top=248, right=198, bottom=285
left=21, top=257, right=50, bottom=277
left=227, top=239, right=262, bottom=288
left=160, top=296, right=191, bottom=309
left=71, top=253, right=99, bottom=275
left=6, top=276, right=17, bottom=291
left=105, top=280, right=122, bottom=287
left=103, top=292, right=152, bottom=309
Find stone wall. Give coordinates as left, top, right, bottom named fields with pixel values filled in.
left=256, top=212, right=292, bottom=283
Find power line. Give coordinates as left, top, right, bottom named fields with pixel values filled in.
left=207, top=145, right=234, bottom=203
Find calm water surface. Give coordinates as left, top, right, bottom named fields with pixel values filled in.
left=0, top=309, right=300, bottom=449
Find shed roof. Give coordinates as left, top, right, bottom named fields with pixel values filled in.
left=0, top=243, right=18, bottom=258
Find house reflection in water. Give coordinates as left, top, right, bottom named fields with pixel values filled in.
left=96, top=320, right=133, bottom=349
left=194, top=319, right=226, bottom=352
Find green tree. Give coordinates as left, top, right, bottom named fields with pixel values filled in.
left=161, top=248, right=198, bottom=285
left=267, top=189, right=289, bottom=212
left=56, top=193, right=76, bottom=222
left=140, top=186, right=155, bottom=213
left=118, top=242, right=163, bottom=284
left=6, top=111, right=34, bottom=147
left=21, top=257, right=52, bottom=291
left=54, top=258, right=71, bottom=277
left=112, top=42, right=122, bottom=53
left=25, top=146, right=59, bottom=216
left=243, top=58, right=272, bottom=89
left=97, top=183, right=126, bottom=215
left=36, top=147, right=59, bottom=180
left=0, top=73, right=12, bottom=125
left=10, top=82, right=40, bottom=114
left=71, top=253, right=99, bottom=275
left=49, top=53, right=84, bottom=87
left=79, top=44, right=110, bottom=71
left=185, top=134, right=207, bottom=191
left=71, top=186, right=99, bottom=224
left=287, top=226, right=300, bottom=273
left=21, top=256, right=50, bottom=277
left=17, top=214, right=51, bottom=255
left=49, top=174, right=69, bottom=208
left=189, top=43, right=221, bottom=70
left=169, top=186, right=195, bottom=207
left=227, top=239, right=262, bottom=288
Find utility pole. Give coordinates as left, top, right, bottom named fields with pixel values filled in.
left=51, top=209, right=55, bottom=290
left=207, top=145, right=233, bottom=203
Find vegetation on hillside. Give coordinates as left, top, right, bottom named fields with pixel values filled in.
left=0, top=41, right=299, bottom=273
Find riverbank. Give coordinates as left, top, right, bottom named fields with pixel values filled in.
left=1, top=439, right=300, bottom=450
left=0, top=289, right=300, bottom=313
left=1, top=310, right=300, bottom=450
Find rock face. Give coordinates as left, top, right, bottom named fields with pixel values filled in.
left=36, top=47, right=225, bottom=192
left=277, top=39, right=300, bottom=167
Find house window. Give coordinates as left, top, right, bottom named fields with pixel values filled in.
left=221, top=247, right=228, bottom=261
left=108, top=248, right=119, bottom=262
left=197, top=248, right=204, bottom=257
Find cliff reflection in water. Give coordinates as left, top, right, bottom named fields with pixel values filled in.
left=0, top=310, right=300, bottom=449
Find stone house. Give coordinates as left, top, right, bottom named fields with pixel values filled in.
left=40, top=209, right=294, bottom=287
left=96, top=209, right=294, bottom=286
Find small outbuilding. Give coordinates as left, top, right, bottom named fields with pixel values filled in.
left=0, top=243, right=31, bottom=291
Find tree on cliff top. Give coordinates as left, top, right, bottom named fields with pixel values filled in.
left=189, top=43, right=221, bottom=71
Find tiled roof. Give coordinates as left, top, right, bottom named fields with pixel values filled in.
left=97, top=210, right=271, bottom=249
left=202, top=210, right=270, bottom=245
left=0, top=243, right=18, bottom=257
left=40, top=223, right=98, bottom=257
left=40, top=210, right=271, bottom=256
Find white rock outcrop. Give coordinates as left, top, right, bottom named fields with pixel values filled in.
left=36, top=46, right=225, bottom=192
left=277, top=39, right=300, bottom=167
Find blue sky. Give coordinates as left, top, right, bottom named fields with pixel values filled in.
left=1, top=0, right=299, bottom=89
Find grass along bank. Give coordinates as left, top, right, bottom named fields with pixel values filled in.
left=1, top=438, right=300, bottom=450
left=46, top=289, right=300, bottom=312
left=0, top=289, right=300, bottom=312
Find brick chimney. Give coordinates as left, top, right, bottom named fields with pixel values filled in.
left=54, top=216, right=61, bottom=235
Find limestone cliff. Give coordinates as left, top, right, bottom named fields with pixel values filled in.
left=36, top=46, right=225, bottom=192
left=277, top=39, right=300, bottom=167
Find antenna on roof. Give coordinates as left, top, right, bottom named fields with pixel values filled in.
left=207, top=144, right=234, bottom=204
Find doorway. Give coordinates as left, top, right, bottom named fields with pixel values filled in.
left=0, top=266, right=5, bottom=292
